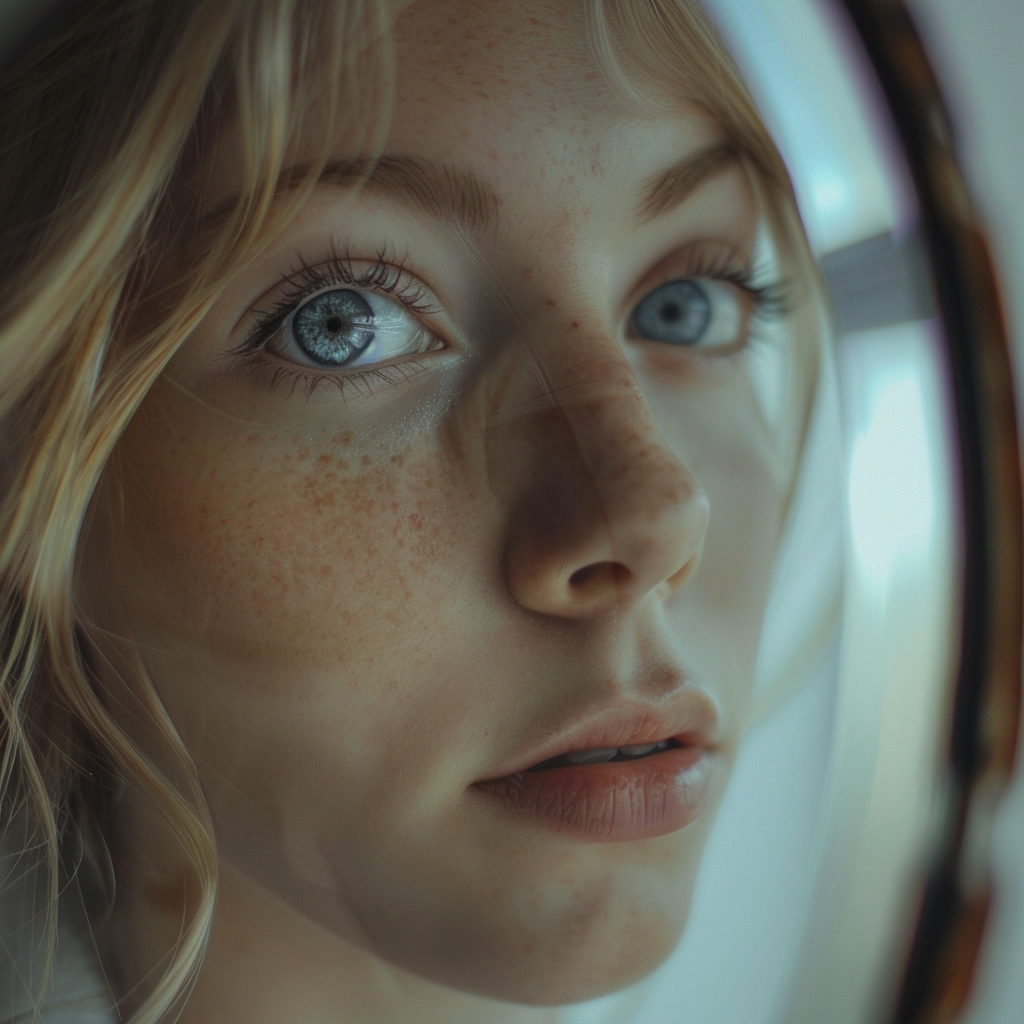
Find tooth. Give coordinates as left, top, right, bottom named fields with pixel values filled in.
left=565, top=747, right=619, bottom=764
left=619, top=743, right=659, bottom=757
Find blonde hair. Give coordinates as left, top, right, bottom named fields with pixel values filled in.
left=0, top=1, right=824, bottom=1020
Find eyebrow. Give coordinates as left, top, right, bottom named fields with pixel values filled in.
left=203, top=142, right=740, bottom=232
left=635, top=142, right=741, bottom=222
left=308, top=155, right=502, bottom=232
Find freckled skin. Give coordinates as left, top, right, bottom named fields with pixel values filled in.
left=77, top=1, right=812, bottom=1021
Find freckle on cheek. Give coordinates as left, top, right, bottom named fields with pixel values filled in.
left=115, top=401, right=474, bottom=701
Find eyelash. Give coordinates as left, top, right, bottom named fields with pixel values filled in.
left=671, top=248, right=792, bottom=326
left=230, top=243, right=792, bottom=399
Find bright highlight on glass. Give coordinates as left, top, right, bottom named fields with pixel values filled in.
left=848, top=367, right=936, bottom=597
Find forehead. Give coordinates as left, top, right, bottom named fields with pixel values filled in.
left=389, top=0, right=609, bottom=111
left=201, top=0, right=733, bottom=233
left=380, top=0, right=723, bottom=193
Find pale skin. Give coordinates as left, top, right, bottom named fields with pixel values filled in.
left=77, top=1, right=810, bottom=1021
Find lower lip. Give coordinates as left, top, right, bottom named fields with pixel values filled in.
left=473, top=746, right=717, bottom=842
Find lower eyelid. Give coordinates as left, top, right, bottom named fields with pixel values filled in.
left=232, top=354, right=439, bottom=400
left=262, top=332, right=446, bottom=372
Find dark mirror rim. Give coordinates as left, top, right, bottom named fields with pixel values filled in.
left=836, top=1, right=1023, bottom=1022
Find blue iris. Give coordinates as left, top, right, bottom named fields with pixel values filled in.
left=631, top=280, right=712, bottom=345
left=292, top=290, right=375, bottom=366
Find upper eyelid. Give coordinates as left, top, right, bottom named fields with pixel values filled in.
left=643, top=240, right=748, bottom=284
left=228, top=249, right=443, bottom=337
left=269, top=255, right=435, bottom=312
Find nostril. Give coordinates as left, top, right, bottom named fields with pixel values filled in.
left=569, top=561, right=631, bottom=593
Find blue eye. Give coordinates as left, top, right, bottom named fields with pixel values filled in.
left=629, top=278, right=746, bottom=350
left=269, top=285, right=439, bottom=370
left=292, top=289, right=375, bottom=366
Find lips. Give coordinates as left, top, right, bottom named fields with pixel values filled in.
left=472, top=694, right=720, bottom=842
left=529, top=738, right=676, bottom=769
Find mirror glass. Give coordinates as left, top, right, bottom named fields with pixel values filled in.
left=0, top=2, right=993, bottom=1024
left=566, top=3, right=963, bottom=1022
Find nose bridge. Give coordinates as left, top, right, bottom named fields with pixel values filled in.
left=558, top=364, right=703, bottom=573
left=494, top=330, right=709, bottom=618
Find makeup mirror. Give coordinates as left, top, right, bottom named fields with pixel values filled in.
left=0, top=3, right=1019, bottom=1024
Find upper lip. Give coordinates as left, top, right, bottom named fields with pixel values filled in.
left=477, top=689, right=720, bottom=781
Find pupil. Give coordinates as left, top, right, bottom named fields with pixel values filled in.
left=325, top=316, right=342, bottom=333
left=661, top=302, right=681, bottom=324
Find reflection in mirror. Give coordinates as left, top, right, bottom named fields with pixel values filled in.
left=0, top=2, right=985, bottom=1024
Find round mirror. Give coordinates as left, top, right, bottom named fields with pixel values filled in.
left=0, top=3, right=1019, bottom=1024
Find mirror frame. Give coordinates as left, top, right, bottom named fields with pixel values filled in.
left=836, top=2, right=1022, bottom=1022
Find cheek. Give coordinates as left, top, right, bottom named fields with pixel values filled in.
left=647, top=367, right=796, bottom=714
left=104, top=389, right=476, bottom=687
left=655, top=373, right=792, bottom=602
left=700, top=438, right=787, bottom=610
left=688, top=454, right=784, bottom=719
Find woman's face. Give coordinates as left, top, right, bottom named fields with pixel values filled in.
left=81, top=0, right=808, bottom=1006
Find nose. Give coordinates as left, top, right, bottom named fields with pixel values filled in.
left=495, top=350, right=709, bottom=620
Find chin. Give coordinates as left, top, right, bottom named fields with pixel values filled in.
left=509, top=916, right=685, bottom=1007
left=483, top=834, right=709, bottom=1005
left=416, top=878, right=694, bottom=1008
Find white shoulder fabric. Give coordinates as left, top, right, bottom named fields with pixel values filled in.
left=0, top=842, right=116, bottom=1024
